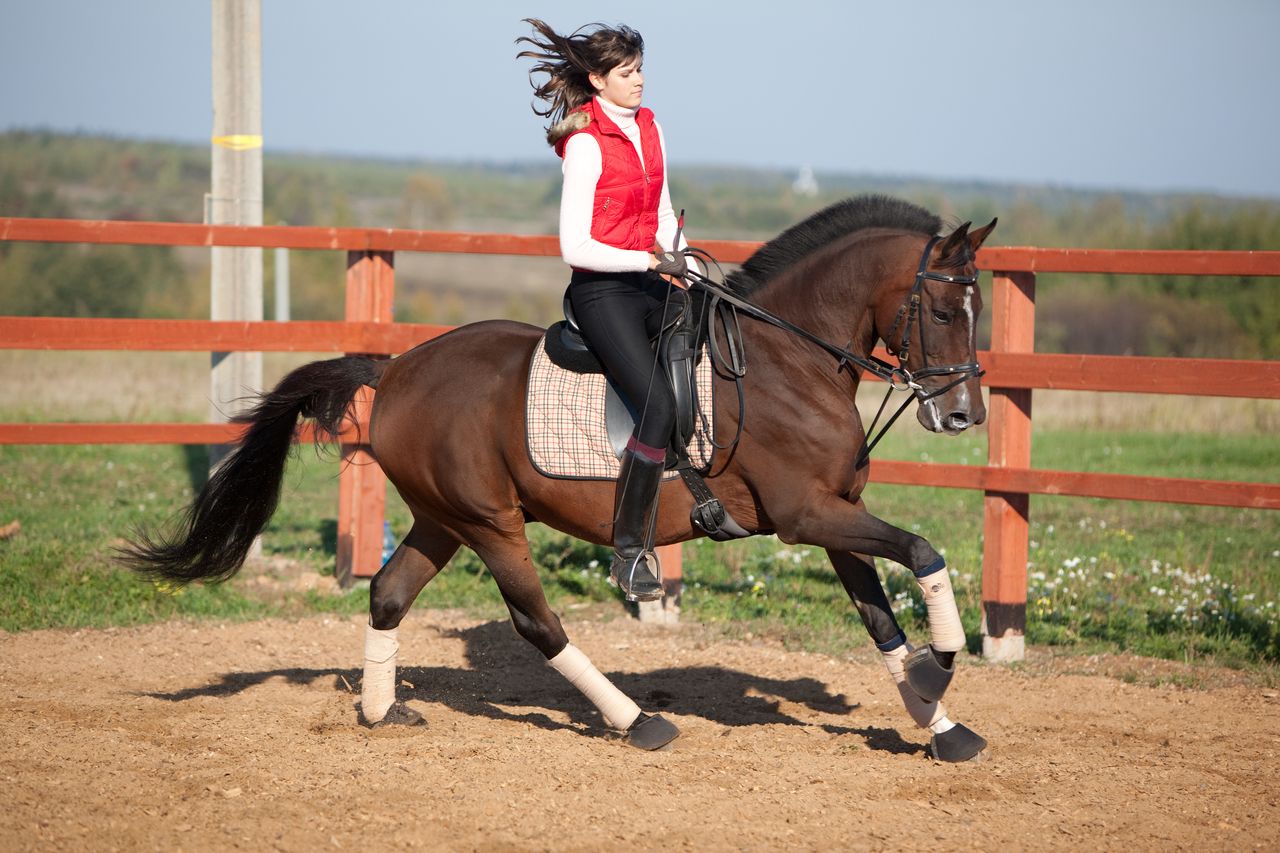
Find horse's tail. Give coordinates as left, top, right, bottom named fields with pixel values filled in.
left=120, top=355, right=385, bottom=585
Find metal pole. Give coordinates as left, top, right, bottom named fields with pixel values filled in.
left=209, top=0, right=263, bottom=474
left=274, top=245, right=290, bottom=322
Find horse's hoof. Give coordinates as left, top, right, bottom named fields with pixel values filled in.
left=358, top=701, right=426, bottom=729
left=929, top=723, right=986, bottom=763
left=904, top=646, right=955, bottom=703
left=624, top=713, right=680, bottom=751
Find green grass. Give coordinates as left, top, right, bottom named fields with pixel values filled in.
left=0, top=442, right=618, bottom=632
left=675, top=424, right=1279, bottom=668
left=2, top=428, right=1277, bottom=674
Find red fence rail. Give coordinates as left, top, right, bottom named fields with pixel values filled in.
left=3, top=217, right=1278, bottom=659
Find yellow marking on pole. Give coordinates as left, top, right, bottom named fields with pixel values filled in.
left=212, top=134, right=263, bottom=151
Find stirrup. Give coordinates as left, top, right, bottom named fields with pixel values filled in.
left=612, top=550, right=664, bottom=602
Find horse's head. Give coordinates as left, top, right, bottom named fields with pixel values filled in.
left=876, top=218, right=998, bottom=435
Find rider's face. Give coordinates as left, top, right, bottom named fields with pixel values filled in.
left=590, top=57, right=644, bottom=109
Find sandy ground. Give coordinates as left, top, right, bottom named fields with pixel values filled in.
left=3, top=610, right=1278, bottom=852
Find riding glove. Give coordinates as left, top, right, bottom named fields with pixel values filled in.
left=653, top=250, right=688, bottom=279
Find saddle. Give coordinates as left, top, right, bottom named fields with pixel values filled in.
left=543, top=286, right=701, bottom=461
left=537, top=286, right=750, bottom=542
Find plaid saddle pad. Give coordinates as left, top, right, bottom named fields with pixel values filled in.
left=525, top=337, right=716, bottom=481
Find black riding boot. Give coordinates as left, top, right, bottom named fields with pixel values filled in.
left=610, top=449, right=665, bottom=602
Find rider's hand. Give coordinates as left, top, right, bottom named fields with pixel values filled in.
left=652, top=250, right=688, bottom=280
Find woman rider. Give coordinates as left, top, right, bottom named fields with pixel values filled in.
left=518, top=19, right=693, bottom=602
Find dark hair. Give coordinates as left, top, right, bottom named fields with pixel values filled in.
left=729, top=195, right=943, bottom=295
left=516, top=18, right=644, bottom=144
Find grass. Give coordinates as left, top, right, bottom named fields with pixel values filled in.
left=2, top=352, right=1277, bottom=675
left=674, top=419, right=1280, bottom=669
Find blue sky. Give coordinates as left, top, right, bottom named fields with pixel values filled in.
left=2, top=0, right=1278, bottom=198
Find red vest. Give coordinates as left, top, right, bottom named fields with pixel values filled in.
left=556, top=98, right=665, bottom=252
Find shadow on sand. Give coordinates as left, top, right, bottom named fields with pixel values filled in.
left=143, top=619, right=918, bottom=752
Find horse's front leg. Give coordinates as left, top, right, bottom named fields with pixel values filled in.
left=777, top=495, right=985, bottom=761
left=783, top=494, right=966, bottom=667
left=827, top=549, right=985, bottom=762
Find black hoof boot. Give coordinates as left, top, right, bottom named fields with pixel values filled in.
left=358, top=701, right=426, bottom=729
left=611, top=550, right=664, bottom=602
left=905, top=645, right=955, bottom=703
left=624, top=712, right=680, bottom=750
left=930, top=723, right=986, bottom=763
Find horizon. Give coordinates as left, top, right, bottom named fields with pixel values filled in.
left=4, top=126, right=1267, bottom=207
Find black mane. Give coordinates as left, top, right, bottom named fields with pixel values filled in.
left=727, top=195, right=941, bottom=295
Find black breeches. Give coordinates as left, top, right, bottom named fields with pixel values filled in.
left=568, top=270, right=681, bottom=450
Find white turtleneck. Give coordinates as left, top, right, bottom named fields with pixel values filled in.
left=559, top=96, right=692, bottom=273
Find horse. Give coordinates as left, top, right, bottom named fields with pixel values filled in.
left=123, top=194, right=998, bottom=761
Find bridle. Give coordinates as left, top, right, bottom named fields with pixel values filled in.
left=682, top=233, right=984, bottom=468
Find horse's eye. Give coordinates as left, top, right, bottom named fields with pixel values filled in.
left=931, top=309, right=953, bottom=325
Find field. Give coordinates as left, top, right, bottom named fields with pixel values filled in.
left=3, top=349, right=1278, bottom=670
left=2, top=348, right=1279, bottom=851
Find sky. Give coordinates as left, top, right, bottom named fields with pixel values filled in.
left=2, top=0, right=1278, bottom=199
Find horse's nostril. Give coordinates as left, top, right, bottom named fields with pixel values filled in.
left=946, top=412, right=972, bottom=431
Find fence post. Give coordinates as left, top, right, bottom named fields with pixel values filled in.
left=336, top=250, right=394, bottom=586
left=981, top=270, right=1035, bottom=661
left=635, top=543, right=682, bottom=624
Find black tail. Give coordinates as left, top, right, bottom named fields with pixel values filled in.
left=120, top=356, right=383, bottom=585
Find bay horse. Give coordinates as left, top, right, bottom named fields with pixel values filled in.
left=124, top=195, right=997, bottom=761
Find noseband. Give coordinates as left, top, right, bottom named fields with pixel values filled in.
left=683, top=234, right=984, bottom=466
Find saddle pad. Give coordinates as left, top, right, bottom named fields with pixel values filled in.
left=526, top=338, right=716, bottom=480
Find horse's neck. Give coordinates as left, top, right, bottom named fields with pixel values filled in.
left=752, top=239, right=883, bottom=360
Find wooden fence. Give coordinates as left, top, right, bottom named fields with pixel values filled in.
left=2, top=217, right=1278, bottom=659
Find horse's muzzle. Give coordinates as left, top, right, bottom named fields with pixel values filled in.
left=917, top=385, right=986, bottom=435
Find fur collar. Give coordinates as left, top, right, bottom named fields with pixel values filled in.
left=546, top=109, right=592, bottom=147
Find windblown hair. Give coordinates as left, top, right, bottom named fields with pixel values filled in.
left=728, top=195, right=944, bottom=295
left=516, top=18, right=644, bottom=145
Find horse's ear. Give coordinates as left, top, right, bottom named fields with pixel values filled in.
left=967, top=217, right=998, bottom=252
left=937, top=221, right=972, bottom=259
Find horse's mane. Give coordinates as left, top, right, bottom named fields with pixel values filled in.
left=727, top=195, right=942, bottom=295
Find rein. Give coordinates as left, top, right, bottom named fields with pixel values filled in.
left=682, top=235, right=984, bottom=468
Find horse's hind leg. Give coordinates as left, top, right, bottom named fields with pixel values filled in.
left=469, top=522, right=679, bottom=750
left=360, top=517, right=460, bottom=726
left=827, top=549, right=986, bottom=762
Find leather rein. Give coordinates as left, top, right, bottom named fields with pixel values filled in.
left=682, top=234, right=984, bottom=468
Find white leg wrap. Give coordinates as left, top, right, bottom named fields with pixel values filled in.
left=547, top=644, right=642, bottom=731
left=916, top=564, right=967, bottom=653
left=882, top=643, right=946, bottom=729
left=361, top=623, right=399, bottom=724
